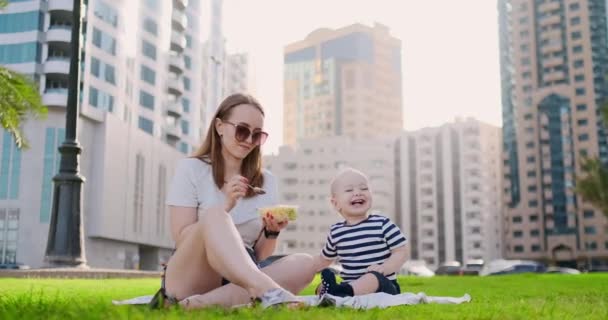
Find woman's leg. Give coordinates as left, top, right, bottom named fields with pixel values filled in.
left=164, top=206, right=286, bottom=300
left=180, top=253, right=317, bottom=309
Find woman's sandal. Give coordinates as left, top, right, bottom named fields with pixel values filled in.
left=253, top=288, right=305, bottom=309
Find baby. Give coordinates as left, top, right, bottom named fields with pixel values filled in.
left=314, top=167, right=408, bottom=297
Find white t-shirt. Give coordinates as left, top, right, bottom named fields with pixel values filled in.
left=166, top=158, right=279, bottom=249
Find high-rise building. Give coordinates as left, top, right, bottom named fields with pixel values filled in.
left=223, top=52, right=251, bottom=96
left=397, top=118, right=503, bottom=269
left=499, top=0, right=608, bottom=268
left=283, top=23, right=403, bottom=146
left=0, top=0, right=213, bottom=269
left=263, top=136, right=397, bottom=256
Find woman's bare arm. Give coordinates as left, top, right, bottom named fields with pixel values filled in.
left=170, top=206, right=198, bottom=245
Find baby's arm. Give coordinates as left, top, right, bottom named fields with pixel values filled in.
left=313, top=254, right=334, bottom=273
left=379, top=246, right=408, bottom=275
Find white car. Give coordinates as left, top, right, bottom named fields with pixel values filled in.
left=399, top=260, right=435, bottom=277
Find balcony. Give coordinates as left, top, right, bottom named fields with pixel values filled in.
left=46, top=26, right=71, bottom=43
left=170, top=31, right=187, bottom=53
left=173, top=0, right=189, bottom=10
left=167, top=77, right=184, bottom=95
left=48, top=0, right=73, bottom=11
left=168, top=55, right=184, bottom=74
left=166, top=125, right=181, bottom=141
left=166, top=102, right=182, bottom=118
left=44, top=57, right=70, bottom=74
left=539, top=1, right=560, bottom=12
left=172, top=10, right=187, bottom=31
left=42, top=88, right=68, bottom=107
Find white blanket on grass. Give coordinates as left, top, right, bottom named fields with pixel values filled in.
left=112, top=292, right=471, bottom=309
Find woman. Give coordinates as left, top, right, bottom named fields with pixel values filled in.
left=158, top=93, right=315, bottom=309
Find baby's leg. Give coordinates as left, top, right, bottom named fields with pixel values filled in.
left=348, top=273, right=380, bottom=295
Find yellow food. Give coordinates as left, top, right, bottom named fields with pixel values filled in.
left=258, top=205, right=298, bottom=221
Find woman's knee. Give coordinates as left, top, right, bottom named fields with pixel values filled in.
left=287, top=253, right=316, bottom=282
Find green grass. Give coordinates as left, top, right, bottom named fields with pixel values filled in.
left=0, top=274, right=607, bottom=319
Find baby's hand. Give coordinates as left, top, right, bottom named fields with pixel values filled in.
left=366, top=264, right=385, bottom=275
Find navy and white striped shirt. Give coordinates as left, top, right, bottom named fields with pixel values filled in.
left=322, top=214, right=407, bottom=281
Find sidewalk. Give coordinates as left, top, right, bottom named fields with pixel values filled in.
left=0, top=268, right=161, bottom=279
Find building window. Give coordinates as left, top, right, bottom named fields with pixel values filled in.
left=578, top=134, right=589, bottom=141
left=528, top=185, right=537, bottom=192
left=586, top=242, right=597, bottom=250
left=88, top=86, right=114, bottom=112
left=528, top=200, right=538, bottom=207
left=514, top=245, right=524, bottom=253
left=526, top=142, right=535, bottom=149
left=143, top=18, right=157, bottom=35
left=577, top=119, right=588, bottom=126
left=0, top=208, right=20, bottom=264
left=138, top=116, right=154, bottom=135
left=94, top=1, right=118, bottom=27
left=575, top=88, right=585, bottom=96
left=90, top=57, right=116, bottom=85
left=92, top=28, right=116, bottom=55
left=156, top=165, right=166, bottom=235
left=571, top=31, right=582, bottom=40
left=573, top=45, right=583, bottom=53
left=527, top=171, right=536, bottom=178
left=184, top=55, right=191, bottom=69
left=182, top=98, right=190, bottom=113
left=574, top=60, right=584, bottom=68
left=39, top=128, right=64, bottom=222
left=140, top=65, right=156, bottom=85
left=584, top=226, right=596, bottom=234
left=180, top=120, right=189, bottom=135
left=0, top=11, right=41, bottom=34
left=139, top=90, right=155, bottom=110
left=183, top=76, right=191, bottom=91
left=576, top=104, right=587, bottom=111
left=531, top=244, right=541, bottom=252
left=179, top=142, right=189, bottom=154
left=530, top=229, right=540, bottom=237
left=513, top=216, right=522, bottom=223
left=142, top=40, right=156, bottom=60
left=513, top=231, right=523, bottom=238
left=0, top=131, right=21, bottom=201
left=569, top=3, right=580, bottom=11
left=186, top=35, right=192, bottom=48
left=0, top=42, right=41, bottom=64
left=530, top=215, right=538, bottom=222
left=575, top=74, right=584, bottom=82
left=133, top=154, right=144, bottom=233
left=583, top=210, right=594, bottom=218
left=143, top=0, right=158, bottom=9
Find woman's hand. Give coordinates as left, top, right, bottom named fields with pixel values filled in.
left=223, top=175, right=248, bottom=212
left=262, top=211, right=289, bottom=233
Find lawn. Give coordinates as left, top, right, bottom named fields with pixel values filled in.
left=0, top=274, right=607, bottom=319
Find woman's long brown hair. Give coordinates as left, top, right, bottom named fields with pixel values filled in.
left=191, top=93, right=265, bottom=198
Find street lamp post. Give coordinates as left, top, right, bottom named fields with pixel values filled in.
left=44, top=0, right=87, bottom=268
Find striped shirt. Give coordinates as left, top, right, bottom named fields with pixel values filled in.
left=322, top=214, right=407, bottom=281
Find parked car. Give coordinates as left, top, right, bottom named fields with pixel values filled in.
left=545, top=267, right=581, bottom=275
left=462, top=259, right=484, bottom=275
left=0, top=263, right=30, bottom=270
left=480, top=259, right=545, bottom=276
left=400, top=260, right=435, bottom=277
left=435, top=261, right=463, bottom=276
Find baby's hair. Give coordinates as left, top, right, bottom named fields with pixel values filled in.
left=330, top=167, right=369, bottom=195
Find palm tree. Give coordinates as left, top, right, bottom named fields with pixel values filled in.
left=0, top=66, right=48, bottom=148
left=1, top=0, right=47, bottom=148
left=575, top=103, right=608, bottom=218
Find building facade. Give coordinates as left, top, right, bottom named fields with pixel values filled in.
left=283, top=23, right=403, bottom=146
left=499, top=0, right=608, bottom=268
left=0, top=0, right=212, bottom=269
left=397, top=119, right=503, bottom=269
left=263, top=136, right=398, bottom=256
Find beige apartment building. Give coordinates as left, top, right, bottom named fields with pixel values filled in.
left=264, top=136, right=398, bottom=256
left=499, top=0, right=608, bottom=268
left=283, top=23, right=403, bottom=146
left=397, top=119, right=503, bottom=269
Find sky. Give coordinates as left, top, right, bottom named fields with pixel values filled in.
left=222, top=0, right=503, bottom=154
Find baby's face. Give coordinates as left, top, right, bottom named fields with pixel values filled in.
left=331, top=171, right=372, bottom=218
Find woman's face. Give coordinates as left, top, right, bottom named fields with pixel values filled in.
left=216, top=103, right=266, bottom=160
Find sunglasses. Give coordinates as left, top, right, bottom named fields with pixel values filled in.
left=220, top=119, right=269, bottom=145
